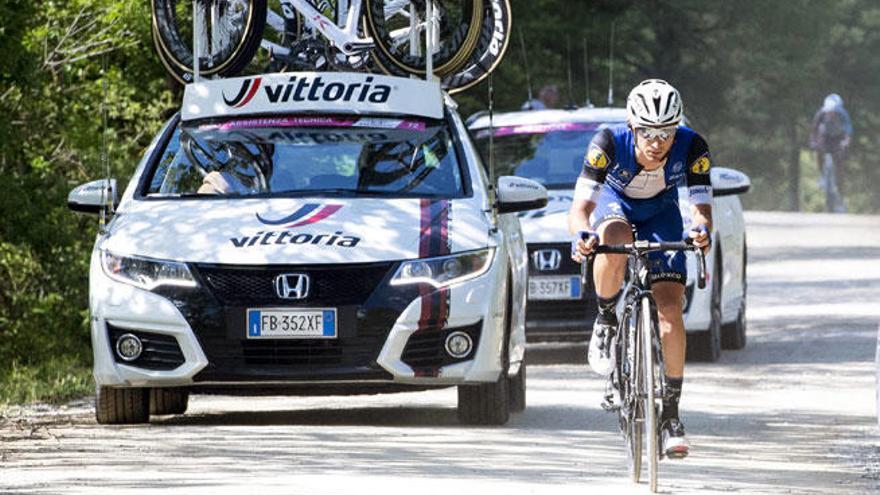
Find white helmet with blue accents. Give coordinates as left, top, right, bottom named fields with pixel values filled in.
left=626, top=79, right=683, bottom=128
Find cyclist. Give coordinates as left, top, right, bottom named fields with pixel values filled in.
left=809, top=93, right=852, bottom=212
left=568, top=79, right=712, bottom=459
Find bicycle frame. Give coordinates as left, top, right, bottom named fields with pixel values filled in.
left=261, top=0, right=432, bottom=57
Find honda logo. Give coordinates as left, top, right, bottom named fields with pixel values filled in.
left=532, top=249, right=562, bottom=271
left=274, top=273, right=310, bottom=300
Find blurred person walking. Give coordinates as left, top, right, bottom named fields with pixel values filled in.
left=810, top=93, right=852, bottom=213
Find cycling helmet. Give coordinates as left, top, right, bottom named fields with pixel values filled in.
left=626, top=79, right=683, bottom=127
left=823, top=93, right=843, bottom=111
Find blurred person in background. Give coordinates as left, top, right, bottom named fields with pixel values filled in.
left=810, top=93, right=852, bottom=213
left=522, top=84, right=560, bottom=110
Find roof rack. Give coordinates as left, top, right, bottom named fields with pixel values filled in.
left=184, top=1, right=443, bottom=121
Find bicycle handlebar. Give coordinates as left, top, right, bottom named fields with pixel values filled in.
left=583, top=238, right=708, bottom=290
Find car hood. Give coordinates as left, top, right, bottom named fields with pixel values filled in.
left=103, top=197, right=490, bottom=264
left=518, top=191, right=575, bottom=243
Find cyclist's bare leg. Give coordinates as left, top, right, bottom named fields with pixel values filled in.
left=593, top=219, right=633, bottom=298
left=652, top=281, right=686, bottom=378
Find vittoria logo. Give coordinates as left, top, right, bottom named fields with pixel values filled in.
left=256, top=203, right=343, bottom=227
left=223, top=77, right=263, bottom=108
left=223, top=75, right=393, bottom=109
left=229, top=203, right=360, bottom=249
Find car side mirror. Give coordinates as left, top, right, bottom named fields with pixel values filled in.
left=496, top=176, right=548, bottom=214
left=712, top=167, right=750, bottom=197
left=68, top=179, right=118, bottom=215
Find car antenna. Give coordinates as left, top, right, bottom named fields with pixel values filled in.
left=584, top=36, right=593, bottom=108
left=607, top=21, right=616, bottom=106
left=517, top=26, right=535, bottom=110
left=566, top=36, right=577, bottom=109
left=99, top=53, right=111, bottom=234
left=487, top=71, right=499, bottom=233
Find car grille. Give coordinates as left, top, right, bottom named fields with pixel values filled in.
left=107, top=325, right=185, bottom=371
left=193, top=262, right=395, bottom=306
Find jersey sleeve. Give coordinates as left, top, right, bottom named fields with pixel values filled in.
left=574, top=128, right=615, bottom=203
left=684, top=133, right=713, bottom=206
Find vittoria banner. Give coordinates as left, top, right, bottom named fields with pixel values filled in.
left=182, top=71, right=444, bottom=121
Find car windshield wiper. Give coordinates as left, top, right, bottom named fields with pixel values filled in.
left=276, top=189, right=395, bottom=197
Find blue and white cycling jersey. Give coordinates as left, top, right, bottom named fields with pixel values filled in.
left=573, top=123, right=713, bottom=206
left=573, top=124, right=713, bottom=284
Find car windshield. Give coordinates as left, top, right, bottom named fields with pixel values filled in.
left=473, top=122, right=609, bottom=189
left=145, top=116, right=465, bottom=198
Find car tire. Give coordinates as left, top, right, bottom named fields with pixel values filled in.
left=722, top=244, right=748, bottom=350
left=149, top=388, right=189, bottom=416
left=95, top=386, right=150, bottom=425
left=688, top=251, right=722, bottom=362
left=457, top=281, right=512, bottom=426
left=508, top=362, right=526, bottom=413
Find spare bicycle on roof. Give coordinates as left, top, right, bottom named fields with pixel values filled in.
left=150, top=0, right=511, bottom=92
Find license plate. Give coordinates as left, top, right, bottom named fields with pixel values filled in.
left=246, top=308, right=337, bottom=339
left=528, top=276, right=582, bottom=300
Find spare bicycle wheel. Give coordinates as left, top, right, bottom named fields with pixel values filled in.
left=444, top=0, right=511, bottom=94
left=365, top=0, right=483, bottom=78
left=151, top=0, right=267, bottom=85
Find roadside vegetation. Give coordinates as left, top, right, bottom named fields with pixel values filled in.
left=1, top=0, right=878, bottom=407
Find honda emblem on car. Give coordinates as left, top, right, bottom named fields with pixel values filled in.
left=532, top=249, right=562, bottom=271
left=274, top=273, right=310, bottom=300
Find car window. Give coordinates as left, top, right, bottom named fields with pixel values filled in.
left=472, top=122, right=606, bottom=190
left=144, top=116, right=465, bottom=198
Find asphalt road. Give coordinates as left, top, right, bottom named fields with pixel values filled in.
left=2, top=211, right=879, bottom=494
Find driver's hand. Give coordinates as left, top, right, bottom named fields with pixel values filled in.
left=197, top=171, right=233, bottom=195
left=689, top=224, right=711, bottom=252
left=571, top=230, right=599, bottom=263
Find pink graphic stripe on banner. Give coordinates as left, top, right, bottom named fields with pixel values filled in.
left=286, top=204, right=343, bottom=228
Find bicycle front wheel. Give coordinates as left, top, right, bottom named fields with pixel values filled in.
left=151, top=0, right=267, bottom=85
left=623, top=307, right=643, bottom=483
left=640, top=296, right=660, bottom=492
left=365, top=0, right=483, bottom=77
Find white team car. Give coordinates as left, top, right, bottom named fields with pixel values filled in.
left=68, top=72, right=548, bottom=425
left=468, top=107, right=750, bottom=361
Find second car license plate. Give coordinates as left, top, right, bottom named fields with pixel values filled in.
left=528, top=276, right=582, bottom=300
left=246, top=308, right=337, bottom=339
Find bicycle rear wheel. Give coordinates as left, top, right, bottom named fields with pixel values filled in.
left=365, top=0, right=483, bottom=77
left=152, top=0, right=267, bottom=85
left=640, top=296, right=660, bottom=492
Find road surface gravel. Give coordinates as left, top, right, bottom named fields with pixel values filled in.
left=1, top=211, right=878, bottom=494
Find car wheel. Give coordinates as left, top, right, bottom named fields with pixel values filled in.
left=457, top=282, right=512, bottom=426
left=688, top=252, right=722, bottom=362
left=722, top=244, right=747, bottom=350
left=508, top=362, right=526, bottom=413
left=149, top=388, right=189, bottom=416
left=95, top=386, right=150, bottom=424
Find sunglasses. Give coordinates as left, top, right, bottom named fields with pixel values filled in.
left=635, top=126, right=677, bottom=142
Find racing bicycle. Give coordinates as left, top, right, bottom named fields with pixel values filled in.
left=151, top=0, right=510, bottom=93
left=584, top=236, right=706, bottom=493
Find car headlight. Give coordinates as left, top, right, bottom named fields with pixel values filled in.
left=101, top=250, right=197, bottom=290
left=390, top=248, right=495, bottom=288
